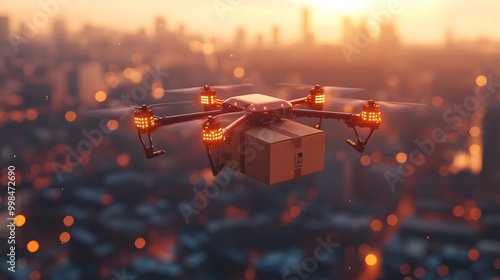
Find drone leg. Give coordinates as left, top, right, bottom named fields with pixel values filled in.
left=346, top=127, right=365, bottom=153
left=205, top=147, right=225, bottom=176
left=346, top=127, right=376, bottom=153
left=314, top=117, right=324, bottom=129
left=138, top=132, right=165, bottom=159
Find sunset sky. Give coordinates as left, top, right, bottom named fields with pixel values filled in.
left=2, top=0, right=498, bottom=45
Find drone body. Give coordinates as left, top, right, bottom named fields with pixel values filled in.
left=89, top=83, right=424, bottom=185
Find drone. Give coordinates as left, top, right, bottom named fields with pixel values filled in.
left=89, top=84, right=423, bottom=184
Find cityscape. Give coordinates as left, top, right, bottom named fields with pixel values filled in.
left=1, top=3, right=500, bottom=280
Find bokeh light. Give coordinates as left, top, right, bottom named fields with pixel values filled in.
left=65, top=111, right=77, bottom=122
left=364, top=254, right=377, bottom=266
left=117, top=153, right=130, bottom=167
left=437, top=264, right=449, bottom=277
left=469, top=207, right=482, bottom=220
left=360, top=155, right=371, bottom=166
left=469, top=126, right=481, bottom=137
left=387, top=214, right=398, bottom=226
left=396, top=152, right=408, bottom=163
left=29, top=271, right=41, bottom=280
left=469, top=144, right=481, bottom=155
left=370, top=219, right=383, bottom=231
left=476, top=75, right=487, bottom=86
left=413, top=267, right=425, bottom=278
left=290, top=206, right=301, bottom=218
left=468, top=248, right=480, bottom=261
left=15, top=214, right=26, bottom=227
left=63, top=215, right=74, bottom=227
left=135, top=238, right=146, bottom=249
left=27, top=240, right=39, bottom=253
left=432, top=96, right=444, bottom=107
left=95, top=91, right=107, bottom=102
left=59, top=232, right=71, bottom=243
left=233, top=67, right=245, bottom=78
left=107, top=120, right=119, bottom=131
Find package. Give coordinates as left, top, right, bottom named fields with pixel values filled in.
left=222, top=119, right=325, bottom=185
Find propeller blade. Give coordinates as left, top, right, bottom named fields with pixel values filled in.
left=275, top=83, right=364, bottom=94
left=160, top=112, right=247, bottom=134
left=323, top=86, right=365, bottom=95
left=164, top=84, right=253, bottom=94
left=326, top=98, right=426, bottom=113
left=87, top=101, right=195, bottom=119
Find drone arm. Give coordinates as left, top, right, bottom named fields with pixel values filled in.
left=293, top=108, right=377, bottom=153
left=292, top=108, right=355, bottom=122
left=157, top=110, right=226, bottom=127
left=223, top=114, right=249, bottom=139
left=288, top=97, right=308, bottom=106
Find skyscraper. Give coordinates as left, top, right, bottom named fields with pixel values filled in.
left=0, top=16, right=9, bottom=50
left=271, top=26, right=280, bottom=49
left=481, top=104, right=500, bottom=176
left=155, top=17, right=167, bottom=40
left=302, top=8, right=314, bottom=44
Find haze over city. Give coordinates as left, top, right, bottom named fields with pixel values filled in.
left=2, top=0, right=499, bottom=44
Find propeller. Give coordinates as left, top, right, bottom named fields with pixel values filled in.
left=164, top=84, right=254, bottom=94
left=87, top=101, right=195, bottom=119
left=275, top=83, right=364, bottom=95
left=326, top=98, right=426, bottom=113
left=161, top=112, right=247, bottom=134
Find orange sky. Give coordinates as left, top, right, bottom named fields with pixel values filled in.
left=2, top=0, right=499, bottom=45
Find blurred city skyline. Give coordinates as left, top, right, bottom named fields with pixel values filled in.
left=2, top=0, right=500, bottom=45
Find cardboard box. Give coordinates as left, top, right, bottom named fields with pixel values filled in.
left=222, top=119, right=325, bottom=185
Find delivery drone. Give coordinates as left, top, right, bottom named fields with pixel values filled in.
left=89, top=84, right=424, bottom=181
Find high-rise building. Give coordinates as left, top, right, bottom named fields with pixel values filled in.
left=302, top=8, right=314, bottom=44
left=155, top=17, right=167, bottom=40
left=342, top=17, right=355, bottom=43
left=271, top=26, right=280, bottom=49
left=481, top=104, right=500, bottom=176
left=378, top=22, right=399, bottom=50
left=0, top=16, right=10, bottom=50
left=234, top=27, right=247, bottom=51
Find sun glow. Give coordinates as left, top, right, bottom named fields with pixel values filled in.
left=291, top=0, right=371, bottom=13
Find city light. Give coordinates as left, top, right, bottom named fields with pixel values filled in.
left=135, top=238, right=146, bottom=249
left=95, top=91, right=107, bottom=102
left=386, top=214, right=398, bottom=226
left=370, top=219, right=383, bottom=231
left=290, top=206, right=301, bottom=217
left=63, top=215, right=74, bottom=227
left=396, top=152, right=408, bottom=163
left=59, top=232, right=71, bottom=244
left=476, top=75, right=487, bottom=86
left=364, top=253, right=377, bottom=266
left=233, top=67, right=245, bottom=78
left=107, top=120, right=119, bottom=131
left=15, top=214, right=26, bottom=227
left=65, top=111, right=77, bottom=122
left=27, top=240, right=40, bottom=253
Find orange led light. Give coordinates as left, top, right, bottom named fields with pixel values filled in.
left=314, top=94, right=325, bottom=104
left=361, top=111, right=381, bottom=124
left=201, top=95, right=216, bottom=105
left=134, top=116, right=154, bottom=129
left=202, top=118, right=224, bottom=148
left=134, top=106, right=156, bottom=133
